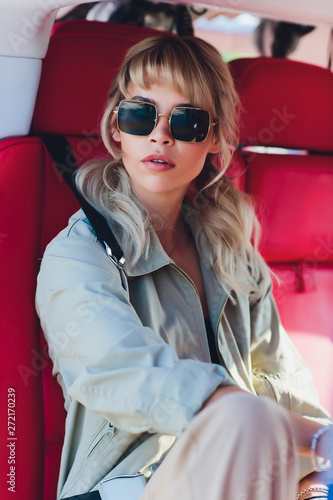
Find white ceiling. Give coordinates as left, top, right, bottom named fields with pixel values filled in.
left=0, top=0, right=332, bottom=58
left=166, top=0, right=333, bottom=27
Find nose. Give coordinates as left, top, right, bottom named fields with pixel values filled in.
left=149, top=113, right=175, bottom=145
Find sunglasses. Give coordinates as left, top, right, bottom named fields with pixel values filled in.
left=114, top=99, right=217, bottom=143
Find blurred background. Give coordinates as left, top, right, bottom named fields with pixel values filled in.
left=57, top=1, right=333, bottom=67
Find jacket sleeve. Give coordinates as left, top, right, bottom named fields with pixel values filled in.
left=249, top=283, right=332, bottom=478
left=250, top=283, right=331, bottom=422
left=36, top=216, right=234, bottom=438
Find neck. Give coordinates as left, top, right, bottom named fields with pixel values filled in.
left=149, top=200, right=186, bottom=256
left=133, top=188, right=189, bottom=255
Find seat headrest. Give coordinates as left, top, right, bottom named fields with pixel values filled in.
left=32, top=20, right=161, bottom=136
left=246, top=153, right=333, bottom=263
left=229, top=58, right=333, bottom=152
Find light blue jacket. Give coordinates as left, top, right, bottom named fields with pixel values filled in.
left=36, top=208, right=331, bottom=498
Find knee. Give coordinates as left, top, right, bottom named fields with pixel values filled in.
left=200, top=391, right=294, bottom=445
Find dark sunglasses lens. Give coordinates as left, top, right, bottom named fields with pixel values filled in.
left=171, top=108, right=210, bottom=143
left=117, top=101, right=156, bottom=136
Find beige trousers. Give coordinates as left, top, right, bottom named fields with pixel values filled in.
left=141, top=393, right=298, bottom=500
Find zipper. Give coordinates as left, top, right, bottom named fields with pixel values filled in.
left=213, top=295, right=228, bottom=365
left=170, top=262, right=199, bottom=295
left=170, top=262, right=228, bottom=365
left=169, top=262, right=205, bottom=321
left=87, top=422, right=117, bottom=458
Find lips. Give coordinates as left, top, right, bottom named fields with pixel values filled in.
left=142, top=153, right=176, bottom=171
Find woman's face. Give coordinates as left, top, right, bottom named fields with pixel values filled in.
left=112, top=81, right=219, bottom=209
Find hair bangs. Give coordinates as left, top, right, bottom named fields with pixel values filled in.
left=119, top=37, right=215, bottom=113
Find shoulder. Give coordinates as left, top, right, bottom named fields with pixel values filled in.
left=39, top=209, right=124, bottom=289
left=43, top=208, right=105, bottom=260
left=55, top=208, right=98, bottom=243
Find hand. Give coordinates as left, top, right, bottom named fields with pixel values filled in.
left=298, top=471, right=331, bottom=499
left=315, top=425, right=333, bottom=474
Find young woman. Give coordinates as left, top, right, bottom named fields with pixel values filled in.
left=36, top=34, right=332, bottom=500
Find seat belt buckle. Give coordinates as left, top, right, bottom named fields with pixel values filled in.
left=105, top=242, right=126, bottom=269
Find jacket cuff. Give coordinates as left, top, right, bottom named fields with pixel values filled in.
left=148, top=359, right=235, bottom=436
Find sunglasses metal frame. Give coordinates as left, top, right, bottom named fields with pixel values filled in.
left=113, top=99, right=217, bottom=144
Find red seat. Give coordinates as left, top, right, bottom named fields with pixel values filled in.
left=229, top=57, right=333, bottom=413
left=0, top=137, right=46, bottom=500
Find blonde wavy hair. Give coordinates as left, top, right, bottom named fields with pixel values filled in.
left=76, top=34, right=270, bottom=298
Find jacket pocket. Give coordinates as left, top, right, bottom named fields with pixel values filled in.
left=61, top=420, right=118, bottom=498
left=87, top=421, right=117, bottom=459
left=60, top=420, right=144, bottom=499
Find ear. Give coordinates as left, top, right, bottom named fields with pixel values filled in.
left=110, top=112, right=121, bottom=143
left=208, top=133, right=220, bottom=155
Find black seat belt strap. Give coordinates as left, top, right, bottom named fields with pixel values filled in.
left=41, top=134, right=125, bottom=270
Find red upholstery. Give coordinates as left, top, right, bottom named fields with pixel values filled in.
left=0, top=138, right=45, bottom=500
left=229, top=57, right=333, bottom=413
left=230, top=57, right=333, bottom=151
left=271, top=264, right=333, bottom=410
left=247, top=155, right=333, bottom=410
left=246, top=154, right=333, bottom=263
left=1, top=21, right=332, bottom=500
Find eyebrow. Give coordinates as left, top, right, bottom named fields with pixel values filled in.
left=131, top=95, right=195, bottom=108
